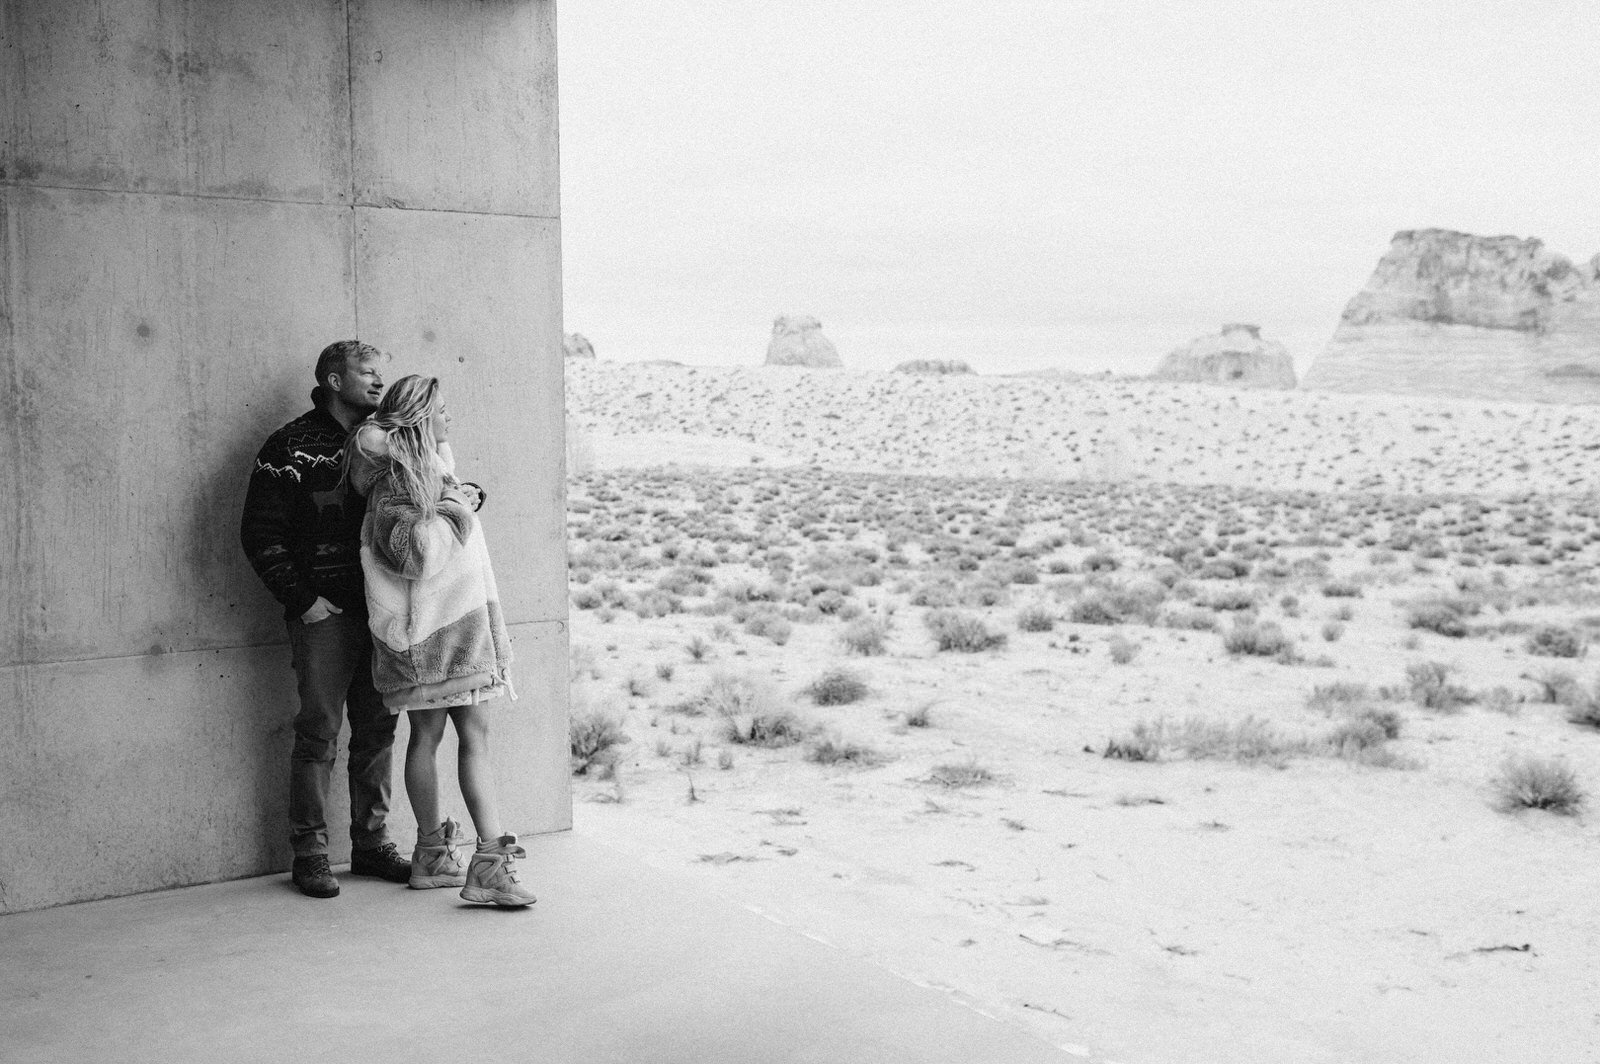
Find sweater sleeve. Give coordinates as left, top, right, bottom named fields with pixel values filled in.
left=367, top=479, right=475, bottom=581
left=240, top=435, right=318, bottom=618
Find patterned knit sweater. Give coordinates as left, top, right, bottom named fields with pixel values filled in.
left=357, top=442, right=514, bottom=710
left=240, top=402, right=367, bottom=619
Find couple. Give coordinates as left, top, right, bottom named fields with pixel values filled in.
left=239, top=340, right=533, bottom=907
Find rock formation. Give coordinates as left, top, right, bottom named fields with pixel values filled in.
left=894, top=359, right=974, bottom=375
left=564, top=333, right=596, bottom=359
left=764, top=315, right=841, bottom=368
left=1153, top=324, right=1296, bottom=389
left=1303, top=229, right=1600, bottom=402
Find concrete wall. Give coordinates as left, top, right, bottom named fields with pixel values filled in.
left=1, top=0, right=570, bottom=914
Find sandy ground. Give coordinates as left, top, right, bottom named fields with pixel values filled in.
left=559, top=368, right=1600, bottom=1064
left=568, top=360, right=1600, bottom=495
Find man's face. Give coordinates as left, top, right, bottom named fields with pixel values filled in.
left=330, top=356, right=385, bottom=413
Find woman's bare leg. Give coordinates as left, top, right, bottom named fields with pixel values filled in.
left=404, top=709, right=449, bottom=831
left=449, top=704, right=503, bottom=841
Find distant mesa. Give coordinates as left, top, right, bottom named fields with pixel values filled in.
left=1303, top=229, right=1600, bottom=402
left=894, top=359, right=974, bottom=375
left=1153, top=323, right=1296, bottom=389
left=564, top=332, right=596, bottom=359
left=765, top=315, right=841, bottom=368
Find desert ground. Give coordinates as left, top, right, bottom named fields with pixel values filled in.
left=561, top=364, right=1600, bottom=1064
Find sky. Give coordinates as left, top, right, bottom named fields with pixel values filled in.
left=556, top=0, right=1600, bottom=376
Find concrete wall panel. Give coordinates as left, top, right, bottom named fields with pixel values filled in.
left=1, top=186, right=355, bottom=666
left=0, top=619, right=567, bottom=913
left=349, top=0, right=559, bottom=217
left=354, top=207, right=568, bottom=623
left=1, top=0, right=352, bottom=201
left=0, top=642, right=296, bottom=913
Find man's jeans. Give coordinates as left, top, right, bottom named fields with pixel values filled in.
left=285, top=612, right=397, bottom=857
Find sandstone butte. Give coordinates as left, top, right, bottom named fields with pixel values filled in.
left=1152, top=323, right=1296, bottom=389
left=764, top=314, right=842, bottom=368
left=1304, top=228, right=1600, bottom=403
left=894, top=358, right=975, bottom=375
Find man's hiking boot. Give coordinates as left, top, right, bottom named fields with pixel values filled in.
left=291, top=854, right=340, bottom=899
left=349, top=841, right=412, bottom=884
left=410, top=819, right=468, bottom=889
left=460, top=835, right=537, bottom=907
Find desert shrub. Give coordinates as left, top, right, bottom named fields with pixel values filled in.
left=569, top=707, right=629, bottom=775
left=1069, top=583, right=1165, bottom=625
left=685, top=635, right=713, bottom=662
left=1406, top=602, right=1470, bottom=638
left=806, top=668, right=869, bottom=706
left=909, top=582, right=959, bottom=608
left=1016, top=605, right=1056, bottom=633
left=1082, top=551, right=1120, bottom=573
left=806, top=734, right=881, bottom=765
left=924, top=610, right=1008, bottom=652
left=903, top=701, right=934, bottom=728
left=675, top=672, right=774, bottom=717
left=657, top=566, right=713, bottom=596
left=1321, top=621, right=1345, bottom=642
left=925, top=759, right=996, bottom=787
left=569, top=643, right=600, bottom=682
left=839, top=617, right=888, bottom=655
left=1493, top=755, right=1585, bottom=814
left=718, top=579, right=780, bottom=603
left=571, top=585, right=604, bottom=610
left=1199, top=587, right=1258, bottom=612
left=655, top=662, right=676, bottom=682
left=1525, top=625, right=1586, bottom=658
left=1102, top=722, right=1163, bottom=761
left=1326, top=717, right=1388, bottom=753
left=1069, top=595, right=1124, bottom=625
left=1306, top=682, right=1369, bottom=711
left=1561, top=677, right=1600, bottom=728
left=721, top=709, right=811, bottom=747
left=813, top=589, right=850, bottom=615
left=1347, top=704, right=1403, bottom=740
left=1196, top=557, right=1251, bottom=580
left=960, top=581, right=1010, bottom=608
left=1108, top=635, right=1140, bottom=664
left=1160, top=606, right=1218, bottom=631
left=630, top=589, right=683, bottom=619
left=995, top=560, right=1042, bottom=585
left=1404, top=661, right=1474, bottom=712
left=1480, top=686, right=1520, bottom=715
left=743, top=609, right=793, bottom=646
left=1106, top=715, right=1310, bottom=765
left=1222, top=618, right=1293, bottom=658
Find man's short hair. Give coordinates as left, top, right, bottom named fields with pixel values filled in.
left=314, top=340, right=384, bottom=387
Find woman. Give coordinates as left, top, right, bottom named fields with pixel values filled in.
left=346, top=375, right=534, bottom=907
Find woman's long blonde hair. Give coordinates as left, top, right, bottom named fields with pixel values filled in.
left=348, top=374, right=446, bottom=515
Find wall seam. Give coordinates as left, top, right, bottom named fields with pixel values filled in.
left=343, top=0, right=361, bottom=338
left=0, top=618, right=567, bottom=671
left=0, top=191, right=26, bottom=669
left=0, top=182, right=558, bottom=220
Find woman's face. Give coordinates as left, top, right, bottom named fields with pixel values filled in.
left=429, top=394, right=452, bottom=444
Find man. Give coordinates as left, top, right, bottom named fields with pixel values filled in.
left=240, top=340, right=412, bottom=898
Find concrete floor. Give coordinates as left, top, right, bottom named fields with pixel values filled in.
left=1, top=831, right=1070, bottom=1063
